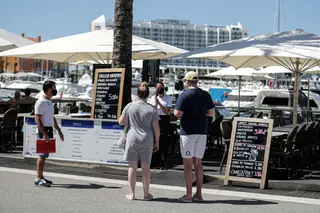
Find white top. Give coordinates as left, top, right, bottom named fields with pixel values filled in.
left=148, top=94, right=172, bottom=116
left=34, top=96, right=54, bottom=127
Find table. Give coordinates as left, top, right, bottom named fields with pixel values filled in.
left=0, top=113, right=31, bottom=119
left=273, top=125, right=294, bottom=133
left=170, top=116, right=233, bottom=125
left=272, top=131, right=288, bottom=137
left=54, top=113, right=91, bottom=119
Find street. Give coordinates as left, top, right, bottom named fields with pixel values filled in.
left=0, top=168, right=319, bottom=213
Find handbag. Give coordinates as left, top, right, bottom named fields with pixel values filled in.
left=118, top=103, right=132, bottom=150
left=118, top=123, right=129, bottom=150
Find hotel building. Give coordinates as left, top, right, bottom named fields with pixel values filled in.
left=90, top=15, right=248, bottom=76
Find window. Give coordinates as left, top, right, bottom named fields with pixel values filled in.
left=262, top=97, right=289, bottom=106
left=228, top=95, right=256, bottom=102
left=309, top=99, right=318, bottom=108
left=94, top=26, right=101, bottom=30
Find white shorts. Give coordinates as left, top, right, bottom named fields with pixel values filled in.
left=180, top=135, right=207, bottom=159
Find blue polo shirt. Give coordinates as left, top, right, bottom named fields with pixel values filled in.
left=175, top=88, right=215, bottom=135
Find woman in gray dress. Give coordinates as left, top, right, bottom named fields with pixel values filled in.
left=119, top=82, right=160, bottom=201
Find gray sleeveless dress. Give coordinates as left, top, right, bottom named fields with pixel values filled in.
left=122, top=100, right=160, bottom=164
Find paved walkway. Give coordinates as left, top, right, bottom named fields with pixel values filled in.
left=1, top=154, right=320, bottom=200
left=1, top=169, right=320, bottom=213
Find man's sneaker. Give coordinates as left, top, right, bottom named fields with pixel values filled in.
left=42, top=177, right=53, bottom=185
left=34, top=178, right=51, bottom=187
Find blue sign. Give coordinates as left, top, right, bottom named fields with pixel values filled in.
left=61, top=119, right=94, bottom=128
left=209, top=88, right=232, bottom=103
left=101, top=121, right=123, bottom=130
left=25, top=117, right=36, bottom=125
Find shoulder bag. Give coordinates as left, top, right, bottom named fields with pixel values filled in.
left=118, top=103, right=132, bottom=150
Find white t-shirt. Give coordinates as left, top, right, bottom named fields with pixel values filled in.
left=34, top=96, right=54, bottom=126
left=148, top=94, right=172, bottom=116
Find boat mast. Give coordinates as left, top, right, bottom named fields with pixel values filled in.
left=273, top=0, right=281, bottom=33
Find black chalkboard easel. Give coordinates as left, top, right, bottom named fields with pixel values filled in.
left=91, top=68, right=125, bottom=120
left=224, top=117, right=273, bottom=189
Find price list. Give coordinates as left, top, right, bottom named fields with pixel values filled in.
left=229, top=121, right=269, bottom=179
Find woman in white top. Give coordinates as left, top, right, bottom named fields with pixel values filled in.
left=148, top=82, right=172, bottom=169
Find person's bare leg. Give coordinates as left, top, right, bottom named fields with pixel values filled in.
left=183, top=158, right=193, bottom=200
left=36, top=157, right=45, bottom=179
left=193, top=157, right=203, bottom=199
left=141, top=161, right=151, bottom=198
left=128, top=161, right=138, bottom=199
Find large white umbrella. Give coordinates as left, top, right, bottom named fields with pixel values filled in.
left=0, top=28, right=34, bottom=51
left=205, top=67, right=272, bottom=111
left=252, top=66, right=293, bottom=75
left=74, top=60, right=167, bottom=69
left=206, top=67, right=272, bottom=80
left=0, top=29, right=186, bottom=62
left=177, top=29, right=320, bottom=124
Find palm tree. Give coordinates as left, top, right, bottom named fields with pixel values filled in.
left=112, top=0, right=134, bottom=109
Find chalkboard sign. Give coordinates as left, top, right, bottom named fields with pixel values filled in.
left=224, top=117, right=273, bottom=189
left=91, top=68, right=125, bottom=120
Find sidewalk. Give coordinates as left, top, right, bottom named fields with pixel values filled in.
left=0, top=153, right=320, bottom=200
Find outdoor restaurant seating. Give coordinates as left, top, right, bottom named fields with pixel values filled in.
left=1, top=99, right=320, bottom=182
left=207, top=114, right=223, bottom=156
left=0, top=108, right=17, bottom=151
left=313, top=122, right=320, bottom=163
left=270, top=124, right=298, bottom=179
left=292, top=123, right=307, bottom=174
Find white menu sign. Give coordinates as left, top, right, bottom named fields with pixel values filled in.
left=23, top=116, right=127, bottom=166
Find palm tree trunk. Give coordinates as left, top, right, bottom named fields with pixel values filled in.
left=112, top=0, right=133, bottom=109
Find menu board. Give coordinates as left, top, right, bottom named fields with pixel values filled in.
left=23, top=117, right=127, bottom=165
left=224, top=117, right=273, bottom=189
left=91, top=68, right=125, bottom=120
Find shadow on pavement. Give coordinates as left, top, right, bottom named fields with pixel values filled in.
left=51, top=183, right=121, bottom=189
left=152, top=198, right=278, bottom=205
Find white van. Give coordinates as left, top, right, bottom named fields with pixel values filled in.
left=254, top=89, right=320, bottom=119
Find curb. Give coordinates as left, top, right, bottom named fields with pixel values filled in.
left=203, top=173, right=320, bottom=192
left=3, top=155, right=320, bottom=193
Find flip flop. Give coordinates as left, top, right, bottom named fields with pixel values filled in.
left=178, top=195, right=193, bottom=203
left=143, top=193, right=153, bottom=201
left=126, top=194, right=135, bottom=200
left=192, top=194, right=204, bottom=202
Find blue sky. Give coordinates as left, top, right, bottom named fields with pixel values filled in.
left=0, top=0, right=319, bottom=41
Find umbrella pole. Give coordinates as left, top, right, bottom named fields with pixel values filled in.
left=307, top=77, right=310, bottom=123
left=238, top=76, right=241, bottom=114
left=293, top=59, right=300, bottom=125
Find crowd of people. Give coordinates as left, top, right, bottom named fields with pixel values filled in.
left=31, top=71, right=216, bottom=203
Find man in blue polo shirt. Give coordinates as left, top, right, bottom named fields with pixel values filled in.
left=174, top=71, right=215, bottom=202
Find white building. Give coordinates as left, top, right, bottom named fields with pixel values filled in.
left=91, top=15, right=248, bottom=76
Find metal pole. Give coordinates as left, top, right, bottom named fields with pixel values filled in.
left=293, top=59, right=300, bottom=125
left=238, top=76, right=241, bottom=114
left=46, top=60, right=49, bottom=78
left=307, top=77, right=310, bottom=123
left=277, top=0, right=280, bottom=32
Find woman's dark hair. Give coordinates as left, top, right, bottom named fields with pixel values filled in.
left=137, top=82, right=149, bottom=99
left=155, top=82, right=164, bottom=88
